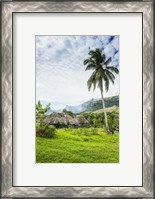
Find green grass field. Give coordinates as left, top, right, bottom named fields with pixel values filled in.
left=36, top=128, right=119, bottom=163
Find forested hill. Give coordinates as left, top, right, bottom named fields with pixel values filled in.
left=65, top=95, right=119, bottom=114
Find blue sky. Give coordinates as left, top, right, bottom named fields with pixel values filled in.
left=36, top=36, right=119, bottom=109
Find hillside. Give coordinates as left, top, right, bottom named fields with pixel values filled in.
left=84, top=105, right=119, bottom=114
left=36, top=128, right=119, bottom=163
left=65, top=95, right=119, bottom=114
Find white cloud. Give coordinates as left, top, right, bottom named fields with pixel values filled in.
left=36, top=36, right=119, bottom=108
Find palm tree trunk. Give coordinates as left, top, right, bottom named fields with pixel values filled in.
left=100, top=91, right=109, bottom=133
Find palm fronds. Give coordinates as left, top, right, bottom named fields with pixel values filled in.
left=84, top=48, right=119, bottom=93
left=106, top=66, right=119, bottom=74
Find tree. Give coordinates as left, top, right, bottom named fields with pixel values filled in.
left=62, top=109, right=74, bottom=117
left=84, top=48, right=119, bottom=133
left=36, top=101, right=51, bottom=122
left=36, top=101, right=56, bottom=138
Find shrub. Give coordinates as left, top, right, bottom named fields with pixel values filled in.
left=107, top=112, right=119, bottom=130
left=44, top=125, right=56, bottom=138
left=36, top=122, right=56, bottom=138
left=93, top=118, right=101, bottom=127
left=55, top=120, right=62, bottom=128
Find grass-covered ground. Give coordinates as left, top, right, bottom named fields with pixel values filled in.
left=36, top=128, right=119, bottom=163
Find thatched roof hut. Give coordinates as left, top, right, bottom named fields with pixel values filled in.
left=43, top=112, right=89, bottom=127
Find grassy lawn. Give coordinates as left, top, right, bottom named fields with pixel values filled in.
left=36, top=128, right=119, bottom=163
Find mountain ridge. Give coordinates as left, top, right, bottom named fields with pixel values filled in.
left=65, top=95, right=119, bottom=113
left=44, top=95, right=119, bottom=114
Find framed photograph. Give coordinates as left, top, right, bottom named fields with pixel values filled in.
left=1, top=0, right=154, bottom=198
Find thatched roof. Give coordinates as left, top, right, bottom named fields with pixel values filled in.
left=43, top=112, right=89, bottom=127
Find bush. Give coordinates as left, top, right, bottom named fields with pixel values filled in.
left=44, top=125, right=56, bottom=138
left=84, top=111, right=119, bottom=130
left=107, top=112, right=119, bottom=130
left=55, top=120, right=62, bottom=128
left=36, top=122, right=56, bottom=138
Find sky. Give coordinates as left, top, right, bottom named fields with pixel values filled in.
left=36, top=35, right=119, bottom=109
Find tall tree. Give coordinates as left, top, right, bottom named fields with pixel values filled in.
left=36, top=101, right=51, bottom=122
left=84, top=48, right=119, bottom=133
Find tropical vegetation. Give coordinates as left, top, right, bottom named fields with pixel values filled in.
left=84, top=48, right=119, bottom=133
left=36, top=48, right=119, bottom=163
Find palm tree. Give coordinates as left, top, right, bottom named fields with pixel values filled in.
left=84, top=48, right=119, bottom=133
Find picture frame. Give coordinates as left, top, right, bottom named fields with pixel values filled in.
left=1, top=0, right=154, bottom=198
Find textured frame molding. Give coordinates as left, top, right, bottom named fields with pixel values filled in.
left=1, top=1, right=154, bottom=198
